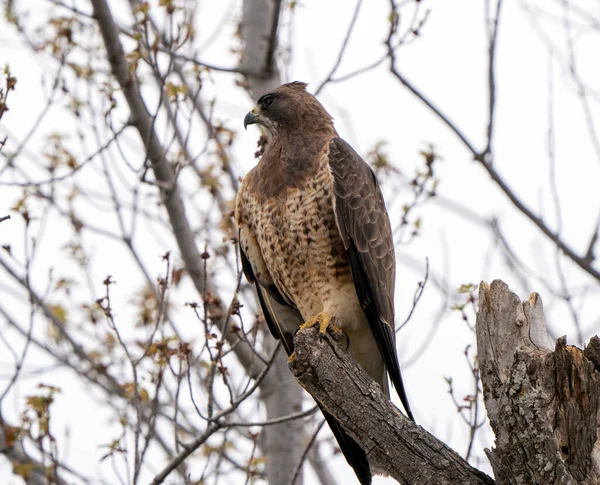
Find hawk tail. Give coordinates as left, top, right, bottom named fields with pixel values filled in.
left=365, top=304, right=415, bottom=422
left=320, top=406, right=372, bottom=485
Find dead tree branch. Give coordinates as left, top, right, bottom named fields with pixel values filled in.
left=289, top=327, right=495, bottom=485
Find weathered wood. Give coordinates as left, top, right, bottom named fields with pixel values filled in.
left=289, top=326, right=494, bottom=485
left=477, top=280, right=600, bottom=485
left=287, top=280, right=600, bottom=484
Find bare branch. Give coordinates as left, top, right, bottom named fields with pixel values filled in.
left=314, top=0, right=363, bottom=96
left=89, top=0, right=263, bottom=376
left=151, top=344, right=282, bottom=485
left=0, top=416, right=69, bottom=485
left=479, top=158, right=600, bottom=282
left=289, top=327, right=494, bottom=484
left=386, top=0, right=600, bottom=284
left=583, top=213, right=600, bottom=265
left=264, top=0, right=284, bottom=75
left=484, top=0, right=503, bottom=156
left=397, top=257, right=429, bottom=332
left=290, top=419, right=326, bottom=485
left=223, top=406, right=318, bottom=427
left=150, top=425, right=220, bottom=485
left=240, top=0, right=283, bottom=96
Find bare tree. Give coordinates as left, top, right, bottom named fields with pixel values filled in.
left=1, top=0, right=599, bottom=484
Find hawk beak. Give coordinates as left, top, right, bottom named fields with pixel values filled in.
left=244, top=110, right=258, bottom=130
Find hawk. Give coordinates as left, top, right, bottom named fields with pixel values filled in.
left=235, top=81, right=413, bottom=484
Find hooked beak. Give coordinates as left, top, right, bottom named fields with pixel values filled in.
left=244, top=110, right=258, bottom=130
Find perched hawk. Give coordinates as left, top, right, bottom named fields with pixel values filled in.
left=235, top=81, right=413, bottom=484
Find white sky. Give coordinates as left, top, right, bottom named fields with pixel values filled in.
left=1, top=0, right=600, bottom=483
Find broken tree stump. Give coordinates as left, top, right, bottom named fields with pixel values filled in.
left=477, top=280, right=600, bottom=485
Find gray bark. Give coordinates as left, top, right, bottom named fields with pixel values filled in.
left=240, top=1, right=308, bottom=483
left=259, top=344, right=306, bottom=485
left=289, top=326, right=495, bottom=485
left=477, top=280, right=600, bottom=485
left=240, top=0, right=283, bottom=97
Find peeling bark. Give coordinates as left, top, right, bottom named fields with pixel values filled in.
left=477, top=280, right=600, bottom=485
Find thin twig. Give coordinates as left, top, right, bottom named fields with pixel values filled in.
left=314, top=0, right=364, bottom=96
left=150, top=344, right=282, bottom=485
left=150, top=425, right=220, bottom=485
left=386, top=0, right=600, bottom=283
left=397, top=257, right=429, bottom=332
left=289, top=419, right=326, bottom=485
left=483, top=0, right=503, bottom=156
left=223, top=406, right=318, bottom=428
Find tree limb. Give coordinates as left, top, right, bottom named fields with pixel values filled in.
left=240, top=0, right=283, bottom=96
left=289, top=327, right=495, bottom=485
left=91, top=2, right=312, bottom=483
left=90, top=0, right=265, bottom=377
left=289, top=280, right=600, bottom=484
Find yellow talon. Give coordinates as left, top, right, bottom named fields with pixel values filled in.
left=299, top=311, right=342, bottom=338
left=287, top=352, right=296, bottom=364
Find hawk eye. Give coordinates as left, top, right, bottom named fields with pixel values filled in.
left=262, top=95, right=274, bottom=108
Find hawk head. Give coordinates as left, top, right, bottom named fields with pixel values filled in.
left=244, top=82, right=334, bottom=135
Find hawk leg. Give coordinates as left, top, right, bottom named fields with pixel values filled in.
left=299, top=311, right=342, bottom=338
left=287, top=312, right=349, bottom=364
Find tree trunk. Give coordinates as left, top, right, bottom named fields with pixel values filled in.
left=477, top=280, right=600, bottom=485
left=240, top=2, right=308, bottom=483
left=240, top=0, right=282, bottom=97
left=289, top=279, right=600, bottom=484
left=259, top=343, right=307, bottom=485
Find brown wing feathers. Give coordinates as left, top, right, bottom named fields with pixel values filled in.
left=328, top=137, right=414, bottom=422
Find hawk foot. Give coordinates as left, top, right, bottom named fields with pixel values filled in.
left=299, top=312, right=345, bottom=343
